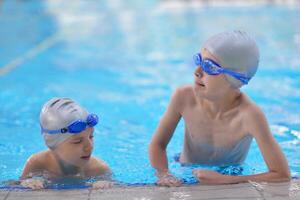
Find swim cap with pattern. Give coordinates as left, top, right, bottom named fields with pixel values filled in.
left=40, top=97, right=88, bottom=149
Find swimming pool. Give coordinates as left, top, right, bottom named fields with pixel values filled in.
left=0, top=0, right=299, bottom=188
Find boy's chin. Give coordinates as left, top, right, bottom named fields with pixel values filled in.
left=63, top=158, right=90, bottom=168
left=193, top=85, right=205, bottom=97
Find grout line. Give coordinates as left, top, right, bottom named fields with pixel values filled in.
left=2, top=191, right=10, bottom=200
left=0, top=33, right=60, bottom=76
left=248, top=181, right=266, bottom=200
left=87, top=189, right=92, bottom=200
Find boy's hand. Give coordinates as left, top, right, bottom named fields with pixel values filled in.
left=92, top=180, right=114, bottom=189
left=193, top=169, right=228, bottom=184
left=20, top=178, right=45, bottom=189
left=156, top=172, right=182, bottom=187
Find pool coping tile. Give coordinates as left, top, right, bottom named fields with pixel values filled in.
left=0, top=190, right=9, bottom=200
left=250, top=180, right=300, bottom=200
left=5, top=189, right=90, bottom=200
left=90, top=182, right=262, bottom=200
left=2, top=180, right=300, bottom=200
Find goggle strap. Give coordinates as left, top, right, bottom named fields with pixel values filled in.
left=41, top=128, right=67, bottom=135
left=221, top=69, right=250, bottom=84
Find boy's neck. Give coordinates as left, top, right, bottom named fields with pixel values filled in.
left=53, top=152, right=84, bottom=177
left=202, top=90, right=242, bottom=120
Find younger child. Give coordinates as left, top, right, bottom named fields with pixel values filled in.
left=21, top=97, right=112, bottom=189
left=149, top=30, right=290, bottom=187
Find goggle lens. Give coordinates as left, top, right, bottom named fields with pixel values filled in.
left=87, top=114, right=99, bottom=127
left=68, top=121, right=87, bottom=133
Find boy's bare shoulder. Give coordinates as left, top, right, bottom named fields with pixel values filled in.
left=85, top=157, right=110, bottom=176
left=173, top=85, right=196, bottom=104
left=174, top=85, right=194, bottom=95
left=170, top=85, right=196, bottom=114
left=27, top=150, right=51, bottom=166
left=240, top=94, right=267, bottom=133
left=240, top=94, right=264, bottom=117
left=23, top=150, right=52, bottom=175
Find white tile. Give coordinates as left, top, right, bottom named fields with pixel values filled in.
left=6, top=189, right=90, bottom=200
left=7, top=181, right=298, bottom=200
left=184, top=186, right=261, bottom=199
left=0, top=190, right=9, bottom=200
left=250, top=181, right=290, bottom=197
left=249, top=179, right=300, bottom=200
left=290, top=195, right=300, bottom=200
left=289, top=179, right=300, bottom=200
left=90, top=184, right=262, bottom=200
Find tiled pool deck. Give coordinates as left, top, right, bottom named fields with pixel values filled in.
left=1, top=180, right=299, bottom=200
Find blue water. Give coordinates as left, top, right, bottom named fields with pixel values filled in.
left=0, top=0, right=300, bottom=188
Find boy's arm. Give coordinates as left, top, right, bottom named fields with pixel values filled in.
left=148, top=88, right=183, bottom=175
left=20, top=154, right=44, bottom=179
left=85, top=158, right=114, bottom=189
left=88, top=157, right=111, bottom=177
left=240, top=106, right=290, bottom=182
left=194, top=105, right=290, bottom=184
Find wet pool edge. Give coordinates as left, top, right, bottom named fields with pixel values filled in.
left=1, top=179, right=299, bottom=200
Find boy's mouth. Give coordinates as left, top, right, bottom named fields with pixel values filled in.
left=80, top=155, right=91, bottom=160
left=195, top=81, right=205, bottom=87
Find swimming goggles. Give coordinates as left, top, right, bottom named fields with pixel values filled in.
left=41, top=114, right=99, bottom=134
left=193, top=53, right=250, bottom=84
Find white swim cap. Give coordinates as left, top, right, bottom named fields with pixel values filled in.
left=40, top=97, right=88, bottom=149
left=203, top=30, right=260, bottom=88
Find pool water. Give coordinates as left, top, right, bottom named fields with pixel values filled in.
left=0, top=0, right=299, bottom=188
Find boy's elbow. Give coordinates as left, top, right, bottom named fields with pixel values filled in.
left=278, top=174, right=291, bottom=182
left=148, top=140, right=157, bottom=154
left=273, top=169, right=291, bottom=182
left=280, top=170, right=291, bottom=181
left=148, top=140, right=166, bottom=158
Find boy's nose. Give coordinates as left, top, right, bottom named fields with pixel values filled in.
left=194, top=66, right=203, bottom=78
left=84, top=139, right=93, bottom=152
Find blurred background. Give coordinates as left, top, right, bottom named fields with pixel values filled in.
left=0, top=0, right=299, bottom=186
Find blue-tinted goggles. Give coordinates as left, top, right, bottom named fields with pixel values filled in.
left=193, top=53, right=250, bottom=85
left=42, top=114, right=99, bottom=134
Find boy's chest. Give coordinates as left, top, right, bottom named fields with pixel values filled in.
left=182, top=108, right=245, bottom=147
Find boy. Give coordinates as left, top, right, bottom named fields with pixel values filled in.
left=21, top=97, right=112, bottom=189
left=149, top=30, right=290, bottom=187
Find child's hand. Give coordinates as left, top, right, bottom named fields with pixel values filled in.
left=156, top=172, right=181, bottom=187
left=193, top=169, right=227, bottom=184
left=92, top=180, right=114, bottom=189
left=20, top=178, right=45, bottom=189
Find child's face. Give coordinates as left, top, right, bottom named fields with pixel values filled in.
left=54, top=127, right=94, bottom=167
left=193, top=48, right=232, bottom=100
